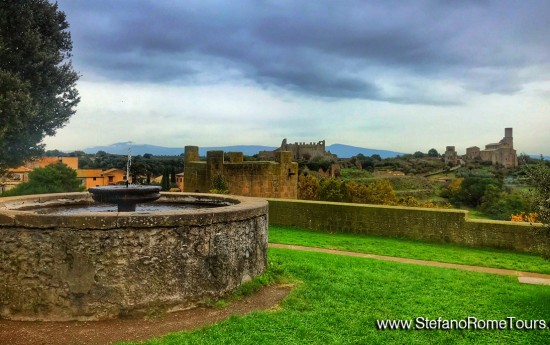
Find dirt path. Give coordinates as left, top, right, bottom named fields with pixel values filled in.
left=0, top=285, right=292, bottom=345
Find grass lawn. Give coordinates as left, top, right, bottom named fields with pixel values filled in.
left=268, top=226, right=550, bottom=274
left=122, top=248, right=550, bottom=344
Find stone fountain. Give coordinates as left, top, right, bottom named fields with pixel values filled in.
left=88, top=185, right=161, bottom=212
left=88, top=149, right=162, bottom=212
left=0, top=149, right=268, bottom=321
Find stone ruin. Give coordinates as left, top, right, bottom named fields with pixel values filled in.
left=258, top=138, right=337, bottom=162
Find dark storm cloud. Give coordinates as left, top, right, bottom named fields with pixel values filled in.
left=59, top=0, right=550, bottom=103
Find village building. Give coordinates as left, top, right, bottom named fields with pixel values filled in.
left=1, top=156, right=128, bottom=193
left=77, top=168, right=127, bottom=189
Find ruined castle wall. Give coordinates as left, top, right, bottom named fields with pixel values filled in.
left=261, top=139, right=330, bottom=162
left=184, top=148, right=298, bottom=199
left=223, top=162, right=297, bottom=199
left=183, top=162, right=210, bottom=193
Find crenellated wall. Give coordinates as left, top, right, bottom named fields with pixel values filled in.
left=184, top=146, right=298, bottom=199
left=258, top=138, right=336, bottom=161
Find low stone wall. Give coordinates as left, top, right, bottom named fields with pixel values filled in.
left=268, top=199, right=549, bottom=255
left=0, top=193, right=268, bottom=321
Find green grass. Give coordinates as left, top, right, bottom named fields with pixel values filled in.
left=268, top=226, right=550, bottom=274
left=466, top=210, right=494, bottom=220
left=122, top=249, right=550, bottom=344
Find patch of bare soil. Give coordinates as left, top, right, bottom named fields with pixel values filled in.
left=0, top=284, right=292, bottom=345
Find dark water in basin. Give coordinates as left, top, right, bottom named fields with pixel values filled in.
left=32, top=202, right=222, bottom=215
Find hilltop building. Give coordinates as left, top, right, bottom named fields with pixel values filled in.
left=446, top=128, right=519, bottom=169
left=467, top=128, right=518, bottom=168
left=258, top=138, right=336, bottom=162
left=444, top=146, right=458, bottom=165
left=184, top=146, right=298, bottom=199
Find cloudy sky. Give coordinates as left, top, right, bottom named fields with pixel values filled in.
left=45, top=0, right=550, bottom=155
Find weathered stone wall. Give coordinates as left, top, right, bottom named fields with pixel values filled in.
left=184, top=147, right=298, bottom=199
left=268, top=199, right=549, bottom=255
left=480, top=147, right=518, bottom=168
left=466, top=146, right=480, bottom=160
left=0, top=193, right=268, bottom=321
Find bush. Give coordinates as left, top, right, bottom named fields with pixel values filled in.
left=317, top=178, right=347, bottom=202
left=298, top=174, right=319, bottom=200
left=210, top=174, right=229, bottom=194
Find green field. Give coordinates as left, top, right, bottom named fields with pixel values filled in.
left=123, top=248, right=550, bottom=344
left=268, top=226, right=550, bottom=274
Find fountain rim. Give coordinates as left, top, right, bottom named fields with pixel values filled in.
left=0, top=192, right=268, bottom=229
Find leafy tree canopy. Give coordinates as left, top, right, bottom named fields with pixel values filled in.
left=1, top=162, right=83, bottom=196
left=428, top=148, right=439, bottom=157
left=0, top=1, right=79, bottom=174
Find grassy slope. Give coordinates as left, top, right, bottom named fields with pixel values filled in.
left=124, top=249, right=550, bottom=344
left=268, top=226, right=550, bottom=274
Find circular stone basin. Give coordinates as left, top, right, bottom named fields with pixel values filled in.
left=0, top=192, right=268, bottom=321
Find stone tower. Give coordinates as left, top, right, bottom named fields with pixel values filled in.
left=444, top=146, right=458, bottom=165
left=500, top=128, right=514, bottom=148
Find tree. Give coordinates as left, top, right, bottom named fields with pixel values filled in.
left=428, top=148, right=439, bottom=157
left=1, top=163, right=82, bottom=196
left=455, top=177, right=502, bottom=208
left=161, top=169, right=170, bottom=191
left=170, top=167, right=176, bottom=184
left=0, top=1, right=80, bottom=174
left=525, top=159, right=550, bottom=226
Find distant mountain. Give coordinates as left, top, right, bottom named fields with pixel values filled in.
left=197, top=145, right=278, bottom=156
left=83, top=142, right=277, bottom=156
left=529, top=154, right=550, bottom=161
left=83, top=142, right=183, bottom=156
left=81, top=142, right=547, bottom=160
left=327, top=144, right=405, bottom=158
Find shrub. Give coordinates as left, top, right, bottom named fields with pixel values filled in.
left=210, top=174, right=229, bottom=194
left=298, top=174, right=319, bottom=200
